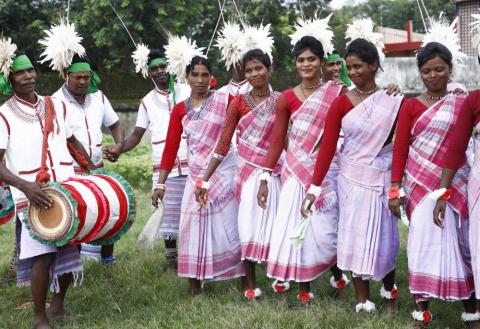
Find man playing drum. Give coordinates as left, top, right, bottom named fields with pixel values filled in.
left=51, top=39, right=123, bottom=266
left=0, top=40, right=94, bottom=329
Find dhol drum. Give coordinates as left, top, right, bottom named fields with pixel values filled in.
left=23, top=169, right=136, bottom=247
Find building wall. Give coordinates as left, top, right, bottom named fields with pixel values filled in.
left=457, top=0, right=480, bottom=56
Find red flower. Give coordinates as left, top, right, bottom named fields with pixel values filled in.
left=388, top=187, right=400, bottom=200
left=274, top=284, right=286, bottom=293
left=336, top=278, right=346, bottom=289
left=391, top=288, right=398, bottom=300
left=245, top=289, right=255, bottom=300
left=440, top=188, right=452, bottom=201
left=423, top=311, right=432, bottom=324
left=298, top=291, right=311, bottom=303
left=210, top=76, right=218, bottom=89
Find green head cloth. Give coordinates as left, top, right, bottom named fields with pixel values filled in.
left=66, top=61, right=101, bottom=94
left=326, top=53, right=351, bottom=87
left=148, top=57, right=177, bottom=105
left=0, top=55, right=34, bottom=96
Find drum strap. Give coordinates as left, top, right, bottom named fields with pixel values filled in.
left=67, top=143, right=90, bottom=170
left=35, top=96, right=57, bottom=183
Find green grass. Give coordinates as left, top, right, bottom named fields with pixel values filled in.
left=0, top=189, right=468, bottom=329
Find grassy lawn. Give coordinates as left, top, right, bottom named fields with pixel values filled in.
left=0, top=189, right=468, bottom=329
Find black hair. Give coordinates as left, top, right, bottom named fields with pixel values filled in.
left=417, top=42, right=452, bottom=69
left=148, top=48, right=165, bottom=66
left=70, top=54, right=99, bottom=72
left=186, top=56, right=212, bottom=75
left=242, top=49, right=271, bottom=69
left=345, top=38, right=380, bottom=71
left=292, top=36, right=325, bottom=59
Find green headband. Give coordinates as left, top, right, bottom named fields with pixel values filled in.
left=11, top=55, right=33, bottom=72
left=326, top=53, right=342, bottom=64
left=66, top=61, right=101, bottom=94
left=148, top=58, right=177, bottom=105
left=148, top=57, right=167, bottom=70
left=326, top=53, right=351, bottom=87
left=0, top=55, right=34, bottom=96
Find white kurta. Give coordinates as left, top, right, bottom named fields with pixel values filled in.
left=53, top=85, right=119, bottom=167
left=136, top=84, right=191, bottom=180
left=0, top=95, right=75, bottom=259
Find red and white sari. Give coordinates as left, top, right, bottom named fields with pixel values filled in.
left=177, top=91, right=244, bottom=281
left=336, top=90, right=402, bottom=280
left=405, top=95, right=473, bottom=300
left=469, top=122, right=480, bottom=297
left=266, top=82, right=343, bottom=282
left=235, top=92, right=281, bottom=263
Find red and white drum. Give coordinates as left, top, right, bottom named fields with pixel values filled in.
left=25, top=169, right=136, bottom=247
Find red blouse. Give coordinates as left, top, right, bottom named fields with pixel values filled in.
left=263, top=89, right=303, bottom=170
left=311, top=95, right=354, bottom=186
left=444, top=90, right=480, bottom=170
left=215, top=95, right=252, bottom=156
left=391, top=98, right=429, bottom=183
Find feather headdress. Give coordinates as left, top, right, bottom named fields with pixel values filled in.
left=165, top=35, right=205, bottom=83
left=289, top=13, right=334, bottom=56
left=345, top=18, right=385, bottom=63
left=132, top=43, right=151, bottom=79
left=422, top=13, right=466, bottom=77
left=38, top=19, right=85, bottom=77
left=0, top=37, right=17, bottom=78
left=471, top=9, right=480, bottom=57
left=243, top=24, right=274, bottom=61
left=215, top=22, right=246, bottom=71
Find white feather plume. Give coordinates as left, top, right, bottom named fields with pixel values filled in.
left=165, top=35, right=205, bottom=83
left=215, top=22, right=246, bottom=71
left=471, top=10, right=480, bottom=57
left=289, top=13, right=334, bottom=57
left=345, top=18, right=385, bottom=63
left=422, top=13, right=466, bottom=77
left=243, top=24, right=274, bottom=61
left=0, top=37, right=17, bottom=78
left=132, top=43, right=151, bottom=79
left=38, top=19, right=85, bottom=76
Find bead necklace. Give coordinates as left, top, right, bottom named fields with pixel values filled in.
left=191, top=92, right=208, bottom=100
left=301, top=81, right=322, bottom=90
left=423, top=92, right=446, bottom=101
left=251, top=89, right=270, bottom=98
left=355, top=85, right=378, bottom=95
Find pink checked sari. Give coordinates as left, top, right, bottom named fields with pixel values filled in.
left=266, top=82, right=343, bottom=282
left=469, top=123, right=480, bottom=297
left=234, top=92, right=282, bottom=262
left=405, top=94, right=473, bottom=301
left=336, top=90, right=402, bottom=280
left=177, top=91, right=244, bottom=281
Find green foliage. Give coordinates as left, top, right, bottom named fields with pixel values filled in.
left=103, top=135, right=152, bottom=190
left=0, top=0, right=457, bottom=80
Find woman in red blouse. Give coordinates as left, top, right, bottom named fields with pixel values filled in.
left=389, top=42, right=477, bottom=327
left=302, top=38, right=404, bottom=314
left=194, top=49, right=281, bottom=300
left=256, top=36, right=348, bottom=303
left=152, top=56, right=244, bottom=296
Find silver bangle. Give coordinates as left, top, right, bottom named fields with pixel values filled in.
left=154, top=183, right=166, bottom=191
left=213, top=153, right=225, bottom=161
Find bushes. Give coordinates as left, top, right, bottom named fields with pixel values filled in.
left=103, top=135, right=152, bottom=190
left=0, top=70, right=299, bottom=106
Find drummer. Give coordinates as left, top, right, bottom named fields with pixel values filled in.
left=0, top=47, right=94, bottom=328
left=52, top=55, right=123, bottom=265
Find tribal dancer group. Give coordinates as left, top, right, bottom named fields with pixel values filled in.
left=1, top=9, right=480, bottom=329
